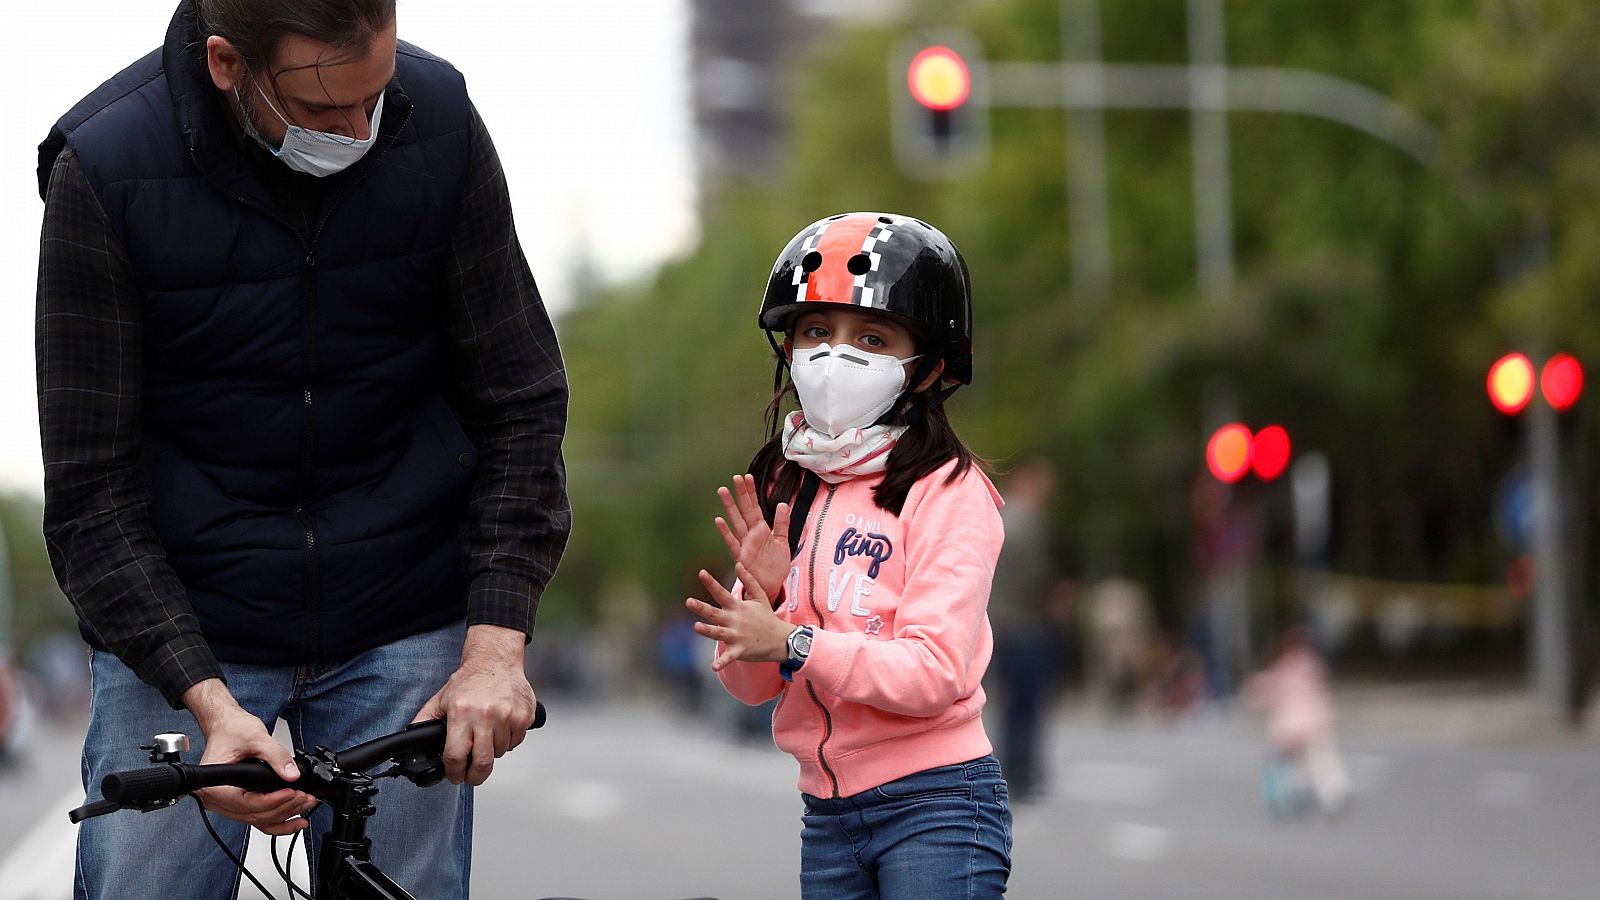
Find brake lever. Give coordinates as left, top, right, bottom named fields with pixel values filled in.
left=67, top=799, right=123, bottom=823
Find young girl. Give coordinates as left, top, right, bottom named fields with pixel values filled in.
left=1243, top=625, right=1352, bottom=818
left=685, top=212, right=1012, bottom=898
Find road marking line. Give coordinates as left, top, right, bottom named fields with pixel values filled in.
left=0, top=786, right=81, bottom=900
left=1104, top=822, right=1172, bottom=862
left=1060, top=762, right=1168, bottom=804
left=550, top=779, right=625, bottom=823
left=1475, top=770, right=1536, bottom=809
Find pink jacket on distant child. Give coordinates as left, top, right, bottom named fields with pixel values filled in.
left=716, top=459, right=1004, bottom=798
left=1243, top=644, right=1336, bottom=752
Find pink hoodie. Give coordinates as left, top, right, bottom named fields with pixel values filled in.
left=717, top=458, right=1004, bottom=798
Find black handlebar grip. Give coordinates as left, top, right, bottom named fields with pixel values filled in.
left=103, top=761, right=291, bottom=803
left=532, top=700, right=547, bottom=730
left=102, top=764, right=184, bottom=804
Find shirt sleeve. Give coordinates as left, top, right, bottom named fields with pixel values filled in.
left=444, top=104, right=573, bottom=637
left=36, top=147, right=224, bottom=709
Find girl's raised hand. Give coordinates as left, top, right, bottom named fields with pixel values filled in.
left=685, top=563, right=793, bottom=671
left=713, top=474, right=792, bottom=601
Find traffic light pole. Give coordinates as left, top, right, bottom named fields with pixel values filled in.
left=1529, top=399, right=1570, bottom=712
left=1186, top=0, right=1234, bottom=305
left=1060, top=0, right=1111, bottom=301
left=978, top=0, right=1439, bottom=305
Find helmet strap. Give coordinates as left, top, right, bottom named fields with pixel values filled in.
left=928, top=381, right=963, bottom=411
left=765, top=330, right=789, bottom=397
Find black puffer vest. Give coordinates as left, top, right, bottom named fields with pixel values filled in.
left=38, top=4, right=478, bottom=665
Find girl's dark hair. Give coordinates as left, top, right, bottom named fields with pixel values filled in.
left=196, top=0, right=396, bottom=70
left=749, top=343, right=988, bottom=523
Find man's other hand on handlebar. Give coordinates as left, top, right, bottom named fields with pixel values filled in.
left=410, top=623, right=537, bottom=787
left=182, top=679, right=317, bottom=835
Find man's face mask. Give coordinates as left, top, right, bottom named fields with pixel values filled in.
left=789, top=343, right=920, bottom=438
left=246, top=82, right=384, bottom=177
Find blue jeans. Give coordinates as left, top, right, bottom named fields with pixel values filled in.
left=75, top=620, right=472, bottom=900
left=801, top=756, right=1013, bottom=899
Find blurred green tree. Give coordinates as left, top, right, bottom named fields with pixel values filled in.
left=545, top=0, right=1600, bottom=644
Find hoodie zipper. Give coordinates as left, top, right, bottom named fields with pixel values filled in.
left=185, top=99, right=413, bottom=662
left=804, top=483, right=841, bottom=798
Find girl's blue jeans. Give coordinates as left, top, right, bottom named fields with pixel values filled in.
left=74, top=619, right=472, bottom=900
left=800, top=755, right=1013, bottom=899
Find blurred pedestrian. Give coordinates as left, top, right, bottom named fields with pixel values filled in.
left=1143, top=628, right=1204, bottom=723
left=1084, top=577, right=1153, bottom=718
left=987, top=455, right=1068, bottom=800
left=686, top=212, right=1011, bottom=898
left=1243, top=624, right=1351, bottom=817
left=655, top=560, right=722, bottom=717
left=655, top=608, right=707, bottom=716
left=0, top=653, right=17, bottom=766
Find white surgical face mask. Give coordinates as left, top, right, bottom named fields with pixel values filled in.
left=789, top=343, right=920, bottom=438
left=249, top=84, right=384, bottom=177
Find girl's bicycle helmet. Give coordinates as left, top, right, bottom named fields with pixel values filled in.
left=759, top=212, right=973, bottom=385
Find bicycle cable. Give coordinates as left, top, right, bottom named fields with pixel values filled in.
left=271, top=824, right=314, bottom=900
left=193, top=795, right=315, bottom=900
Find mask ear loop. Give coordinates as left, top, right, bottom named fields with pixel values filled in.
left=892, top=356, right=961, bottom=428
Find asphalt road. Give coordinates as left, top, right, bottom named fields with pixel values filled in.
left=4, top=694, right=1598, bottom=899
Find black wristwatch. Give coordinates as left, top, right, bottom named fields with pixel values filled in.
left=779, top=625, right=814, bottom=682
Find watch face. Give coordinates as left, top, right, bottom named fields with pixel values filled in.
left=791, top=629, right=813, bottom=657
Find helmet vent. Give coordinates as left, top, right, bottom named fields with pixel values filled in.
left=846, top=253, right=873, bottom=276
left=801, top=251, right=823, bottom=272
left=878, top=215, right=894, bottom=224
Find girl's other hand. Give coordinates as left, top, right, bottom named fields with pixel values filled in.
left=685, top=563, right=793, bottom=671
left=713, top=474, right=792, bottom=601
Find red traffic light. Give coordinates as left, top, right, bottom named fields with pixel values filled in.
left=1251, top=425, right=1292, bottom=482
left=1540, top=353, right=1585, bottom=412
left=1206, top=423, right=1292, bottom=484
left=1487, top=353, right=1535, bottom=415
left=1206, top=423, right=1253, bottom=484
left=907, top=45, right=971, bottom=111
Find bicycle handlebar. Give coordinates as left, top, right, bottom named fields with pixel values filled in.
left=104, top=761, right=289, bottom=804
left=90, top=701, right=547, bottom=808
left=335, top=701, right=546, bottom=773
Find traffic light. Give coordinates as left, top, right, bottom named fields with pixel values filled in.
left=1206, top=423, right=1252, bottom=484
left=1485, top=350, right=1587, bottom=713
left=1487, top=352, right=1585, bottom=415
left=1539, top=353, right=1584, bottom=413
left=1487, top=353, right=1535, bottom=415
left=891, top=33, right=988, bottom=178
left=1251, top=425, right=1292, bottom=482
left=1205, top=423, right=1292, bottom=484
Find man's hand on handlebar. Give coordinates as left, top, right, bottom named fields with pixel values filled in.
left=411, top=623, right=536, bottom=787
left=182, top=679, right=317, bottom=836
